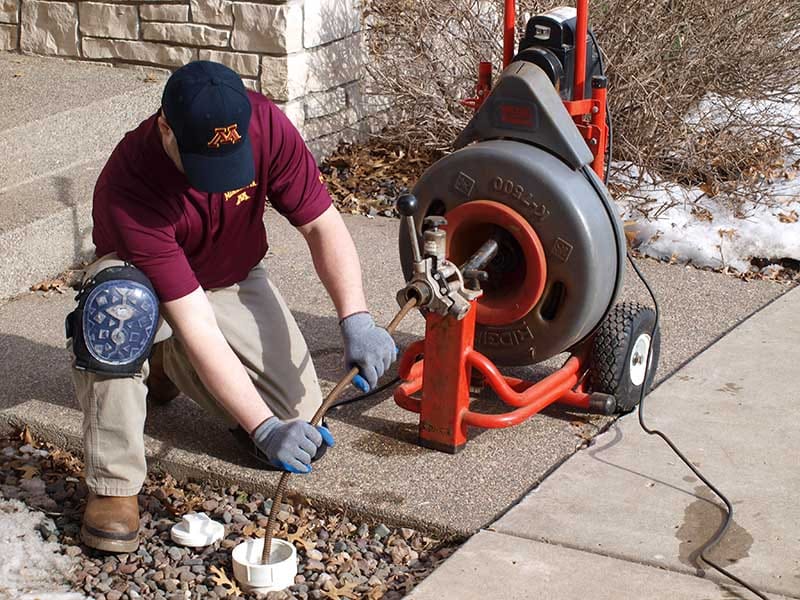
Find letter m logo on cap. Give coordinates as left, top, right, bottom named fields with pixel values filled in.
left=207, top=124, right=242, bottom=149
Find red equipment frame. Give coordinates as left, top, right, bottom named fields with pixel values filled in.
left=394, top=301, right=593, bottom=453
left=396, top=2, right=607, bottom=452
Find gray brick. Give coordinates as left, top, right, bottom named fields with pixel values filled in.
left=0, top=0, right=18, bottom=24
left=0, top=23, right=16, bottom=49
left=82, top=37, right=195, bottom=67
left=232, top=2, right=302, bottom=54
left=190, top=0, right=232, bottom=26
left=21, top=1, right=79, bottom=57
left=140, top=4, right=190, bottom=22
left=198, top=49, right=259, bottom=77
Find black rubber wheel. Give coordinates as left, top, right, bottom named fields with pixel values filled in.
left=590, top=302, right=660, bottom=413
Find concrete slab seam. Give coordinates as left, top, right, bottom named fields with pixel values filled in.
left=480, top=527, right=799, bottom=600
left=640, top=280, right=794, bottom=389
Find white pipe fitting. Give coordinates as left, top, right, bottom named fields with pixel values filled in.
left=232, top=538, right=297, bottom=592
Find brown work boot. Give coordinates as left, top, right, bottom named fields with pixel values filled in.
left=147, top=342, right=179, bottom=406
left=81, top=493, right=140, bottom=553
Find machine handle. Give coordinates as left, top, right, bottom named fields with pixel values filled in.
left=397, top=194, right=423, bottom=264
left=396, top=194, right=418, bottom=216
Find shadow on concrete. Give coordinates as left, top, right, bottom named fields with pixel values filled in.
left=53, top=174, right=91, bottom=266
left=0, top=333, right=77, bottom=411
left=0, top=309, right=425, bottom=465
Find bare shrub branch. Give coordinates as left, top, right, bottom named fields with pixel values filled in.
left=364, top=0, right=800, bottom=207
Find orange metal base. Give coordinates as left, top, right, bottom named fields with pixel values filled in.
left=394, top=301, right=591, bottom=453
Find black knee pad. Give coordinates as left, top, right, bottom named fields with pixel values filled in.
left=65, top=264, right=159, bottom=375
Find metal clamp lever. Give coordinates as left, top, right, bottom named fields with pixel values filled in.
left=397, top=194, right=423, bottom=264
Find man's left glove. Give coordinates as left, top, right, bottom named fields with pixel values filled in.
left=340, top=312, right=396, bottom=391
left=251, top=417, right=334, bottom=474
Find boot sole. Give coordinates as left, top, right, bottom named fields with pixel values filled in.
left=80, top=525, right=139, bottom=553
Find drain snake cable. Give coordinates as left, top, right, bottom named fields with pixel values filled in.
left=261, top=297, right=418, bottom=563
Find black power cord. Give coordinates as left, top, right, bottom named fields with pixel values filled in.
left=627, top=254, right=769, bottom=599
left=334, top=259, right=768, bottom=598
left=570, top=46, right=766, bottom=587
left=588, top=28, right=613, bottom=184
left=330, top=375, right=402, bottom=410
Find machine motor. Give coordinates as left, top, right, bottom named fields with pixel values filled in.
left=516, top=7, right=603, bottom=101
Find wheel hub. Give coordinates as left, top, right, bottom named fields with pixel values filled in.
left=629, top=333, right=652, bottom=387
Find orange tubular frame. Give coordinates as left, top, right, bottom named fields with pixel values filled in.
left=394, top=301, right=591, bottom=453
left=503, top=0, right=516, bottom=67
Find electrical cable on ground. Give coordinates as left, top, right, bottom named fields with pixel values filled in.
left=574, top=45, right=764, bottom=591
left=627, top=254, right=770, bottom=600
left=330, top=376, right=402, bottom=409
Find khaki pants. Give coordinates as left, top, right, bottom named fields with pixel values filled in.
left=70, top=255, right=323, bottom=496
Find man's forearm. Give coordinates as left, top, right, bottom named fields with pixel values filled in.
left=299, top=205, right=368, bottom=319
left=161, top=287, right=272, bottom=433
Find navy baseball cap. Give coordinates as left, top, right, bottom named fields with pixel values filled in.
left=161, top=61, right=254, bottom=193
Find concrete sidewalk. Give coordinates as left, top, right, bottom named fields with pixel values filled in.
left=407, top=286, right=800, bottom=599
left=0, top=210, right=790, bottom=539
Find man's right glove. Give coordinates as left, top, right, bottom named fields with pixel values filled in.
left=251, top=417, right=334, bottom=474
left=340, top=311, right=396, bottom=392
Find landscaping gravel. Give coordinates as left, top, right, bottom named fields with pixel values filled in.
left=0, top=430, right=457, bottom=599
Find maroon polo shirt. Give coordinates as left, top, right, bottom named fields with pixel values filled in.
left=92, top=91, right=332, bottom=302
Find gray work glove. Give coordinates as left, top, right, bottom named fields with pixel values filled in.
left=251, top=417, right=334, bottom=474
left=340, top=312, right=397, bottom=391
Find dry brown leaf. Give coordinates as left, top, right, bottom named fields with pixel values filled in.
left=323, top=580, right=359, bottom=600
left=21, top=426, right=34, bottom=446
left=778, top=210, right=798, bottom=223
left=47, top=447, right=85, bottom=476
left=287, top=524, right=315, bottom=552
left=16, top=465, right=40, bottom=479
left=367, top=584, right=387, bottom=600
left=30, top=279, right=67, bottom=293
left=209, top=565, right=242, bottom=597
left=717, top=228, right=737, bottom=240
left=623, top=220, right=641, bottom=248
left=699, top=181, right=719, bottom=197
left=691, top=206, right=714, bottom=222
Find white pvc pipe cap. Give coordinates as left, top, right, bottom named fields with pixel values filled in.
left=170, top=512, right=225, bottom=547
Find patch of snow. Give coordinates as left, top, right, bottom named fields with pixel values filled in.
left=0, top=499, right=85, bottom=600
left=613, top=92, right=800, bottom=274
left=614, top=172, right=800, bottom=272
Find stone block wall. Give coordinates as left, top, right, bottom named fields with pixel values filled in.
left=0, top=0, right=381, bottom=158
